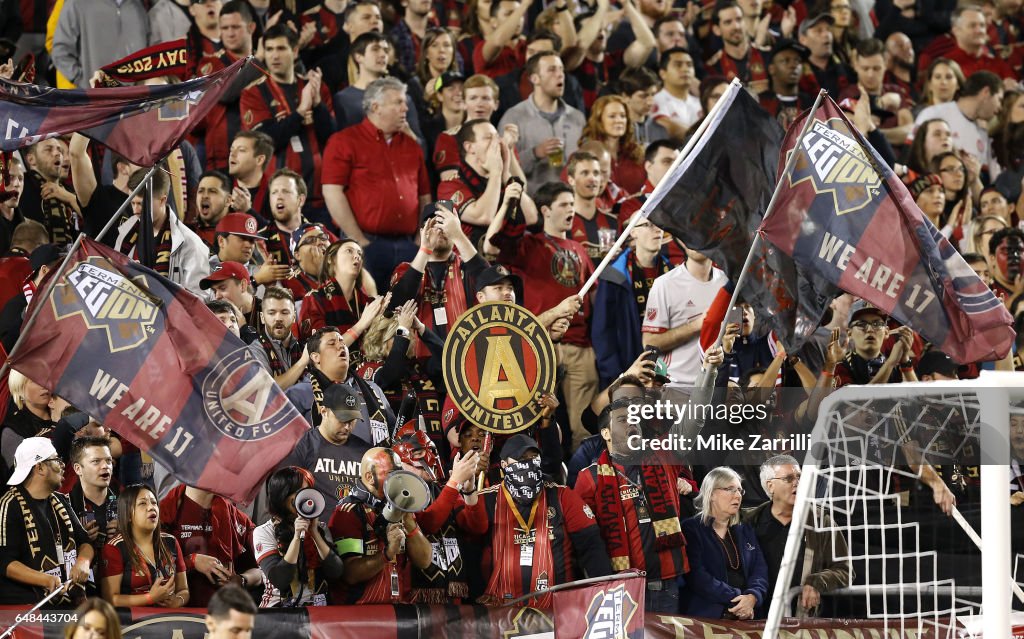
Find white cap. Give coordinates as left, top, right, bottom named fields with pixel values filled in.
left=7, top=437, right=59, bottom=486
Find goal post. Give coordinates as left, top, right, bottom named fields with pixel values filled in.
left=763, top=372, right=1024, bottom=639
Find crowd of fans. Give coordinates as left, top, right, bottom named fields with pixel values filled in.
left=0, top=0, right=1021, bottom=623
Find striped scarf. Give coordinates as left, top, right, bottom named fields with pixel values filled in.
left=484, top=486, right=554, bottom=608
left=4, top=487, right=78, bottom=604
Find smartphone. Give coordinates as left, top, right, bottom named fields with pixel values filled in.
left=81, top=511, right=96, bottom=527
left=423, top=200, right=455, bottom=221
left=643, top=346, right=661, bottom=363
left=726, top=306, right=743, bottom=326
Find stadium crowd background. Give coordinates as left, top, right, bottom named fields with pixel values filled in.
left=0, top=0, right=1022, bottom=623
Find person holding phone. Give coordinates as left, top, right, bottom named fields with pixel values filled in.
left=68, top=436, right=119, bottom=597
left=101, top=485, right=189, bottom=608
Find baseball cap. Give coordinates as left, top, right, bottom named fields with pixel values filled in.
left=847, top=299, right=887, bottom=326
left=323, top=383, right=362, bottom=422
left=200, top=261, right=250, bottom=290
left=296, top=224, right=330, bottom=248
left=916, top=350, right=959, bottom=379
left=798, top=12, right=835, bottom=36
left=29, top=244, right=64, bottom=274
left=500, top=434, right=541, bottom=461
left=770, top=38, right=810, bottom=60
left=434, top=70, right=465, bottom=93
left=215, top=212, right=262, bottom=240
left=7, top=437, right=59, bottom=485
left=475, top=264, right=523, bottom=294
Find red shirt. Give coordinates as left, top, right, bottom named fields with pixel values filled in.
left=432, top=131, right=460, bottom=173
left=611, top=154, right=646, bottom=196
left=493, top=224, right=595, bottom=347
left=472, top=39, right=527, bottom=78
left=0, top=254, right=31, bottom=312
left=196, top=51, right=244, bottom=172
left=321, top=119, right=431, bottom=236
left=102, top=533, right=187, bottom=596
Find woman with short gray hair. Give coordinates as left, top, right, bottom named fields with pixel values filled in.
left=680, top=466, right=769, bottom=620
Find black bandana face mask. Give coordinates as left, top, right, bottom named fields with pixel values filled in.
left=503, top=458, right=543, bottom=504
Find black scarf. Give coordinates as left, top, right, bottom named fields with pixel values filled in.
left=9, top=487, right=79, bottom=605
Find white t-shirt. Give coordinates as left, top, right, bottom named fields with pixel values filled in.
left=912, top=102, right=995, bottom=174
left=642, top=264, right=726, bottom=386
left=651, top=89, right=703, bottom=132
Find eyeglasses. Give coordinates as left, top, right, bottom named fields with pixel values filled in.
left=771, top=474, right=801, bottom=484
left=716, top=486, right=745, bottom=496
left=851, top=321, right=887, bottom=331
left=43, top=457, right=65, bottom=468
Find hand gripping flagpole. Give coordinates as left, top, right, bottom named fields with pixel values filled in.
left=94, top=163, right=163, bottom=244
left=576, top=78, right=744, bottom=300
left=0, top=581, right=69, bottom=639
left=692, top=89, right=828, bottom=390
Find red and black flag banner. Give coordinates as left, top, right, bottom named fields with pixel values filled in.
left=0, top=56, right=253, bottom=166
left=100, top=39, right=189, bottom=84
left=759, top=95, right=1014, bottom=363
left=552, top=573, right=645, bottom=638
left=6, top=238, right=308, bottom=503
left=643, top=83, right=838, bottom=351
left=0, top=602, right=1008, bottom=638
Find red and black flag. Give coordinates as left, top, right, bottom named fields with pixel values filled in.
left=0, top=57, right=252, bottom=166
left=6, top=238, right=308, bottom=503
left=643, top=83, right=838, bottom=350
left=760, top=95, right=1014, bottom=363
left=100, top=39, right=189, bottom=84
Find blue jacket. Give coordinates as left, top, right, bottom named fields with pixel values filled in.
left=680, top=516, right=770, bottom=619
left=591, top=249, right=673, bottom=388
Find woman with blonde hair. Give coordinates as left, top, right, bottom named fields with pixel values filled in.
left=680, top=467, right=769, bottom=620
left=64, top=597, right=122, bottom=639
left=297, top=239, right=387, bottom=349
left=581, top=95, right=646, bottom=194
left=913, top=58, right=964, bottom=117
left=1, top=371, right=57, bottom=480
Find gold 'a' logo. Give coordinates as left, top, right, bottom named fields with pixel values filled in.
left=443, top=302, right=556, bottom=434
left=786, top=118, right=883, bottom=216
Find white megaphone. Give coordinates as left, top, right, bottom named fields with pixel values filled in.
left=381, top=470, right=432, bottom=523
left=293, top=488, right=326, bottom=541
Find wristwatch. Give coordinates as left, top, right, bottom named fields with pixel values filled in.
left=396, top=326, right=411, bottom=339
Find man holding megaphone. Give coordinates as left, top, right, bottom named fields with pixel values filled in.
left=329, top=448, right=433, bottom=604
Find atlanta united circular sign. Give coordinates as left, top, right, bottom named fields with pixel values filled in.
left=443, top=302, right=556, bottom=434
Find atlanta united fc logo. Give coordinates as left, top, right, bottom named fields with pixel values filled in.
left=201, top=347, right=294, bottom=442
left=52, top=259, right=161, bottom=353
left=443, top=302, right=556, bottom=434
left=787, top=117, right=883, bottom=216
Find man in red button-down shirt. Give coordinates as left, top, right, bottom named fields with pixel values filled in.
left=322, top=77, right=432, bottom=290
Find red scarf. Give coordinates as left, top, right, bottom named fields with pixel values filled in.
left=594, top=450, right=685, bottom=573
left=397, top=255, right=468, bottom=359
left=485, top=486, right=554, bottom=608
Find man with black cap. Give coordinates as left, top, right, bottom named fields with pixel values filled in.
left=832, top=299, right=917, bottom=387
left=797, top=13, right=855, bottom=96
left=464, top=433, right=612, bottom=606
left=282, top=383, right=373, bottom=504
left=390, top=204, right=488, bottom=353
left=0, top=437, right=94, bottom=605
left=916, top=350, right=960, bottom=381
left=475, top=263, right=576, bottom=342
left=200, top=261, right=263, bottom=339
left=759, top=39, right=815, bottom=130
left=0, top=243, right=64, bottom=352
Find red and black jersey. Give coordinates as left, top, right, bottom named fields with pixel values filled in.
left=706, top=47, right=769, bottom=93
left=758, top=90, right=816, bottom=132
left=329, top=501, right=417, bottom=604
left=282, top=269, right=320, bottom=301
left=18, top=0, right=57, bottom=33
left=571, top=51, right=625, bottom=111
left=300, top=5, right=345, bottom=51
left=187, top=220, right=219, bottom=251
left=240, top=75, right=336, bottom=208
left=196, top=52, right=247, bottom=172
left=569, top=210, right=618, bottom=261
left=259, top=218, right=309, bottom=266
left=159, top=486, right=256, bottom=608
left=492, top=224, right=595, bottom=347
left=101, top=533, right=187, bottom=595
left=233, top=176, right=273, bottom=223
left=432, top=130, right=460, bottom=175
left=574, top=460, right=688, bottom=582
left=297, top=278, right=373, bottom=340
